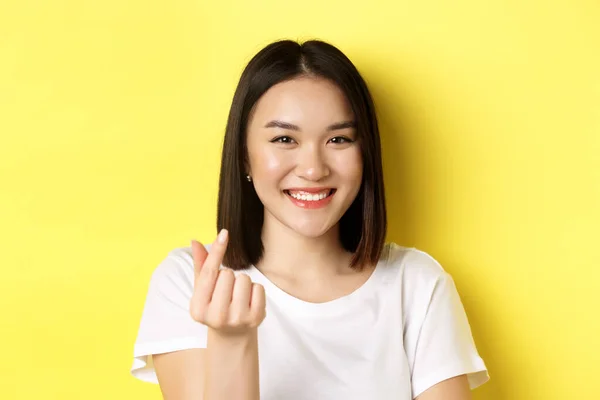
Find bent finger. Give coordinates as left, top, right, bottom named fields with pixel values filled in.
left=231, top=274, right=253, bottom=311
left=249, top=283, right=266, bottom=323
left=211, top=269, right=235, bottom=308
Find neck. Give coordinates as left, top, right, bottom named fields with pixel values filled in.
left=256, top=214, right=352, bottom=280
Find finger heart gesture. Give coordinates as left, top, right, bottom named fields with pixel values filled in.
left=189, top=229, right=266, bottom=335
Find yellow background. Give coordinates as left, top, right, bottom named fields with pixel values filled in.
left=1, top=0, right=598, bottom=398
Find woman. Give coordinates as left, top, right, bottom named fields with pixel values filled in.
left=131, top=39, right=489, bottom=399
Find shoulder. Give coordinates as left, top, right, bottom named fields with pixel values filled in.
left=383, top=242, right=454, bottom=308
left=384, top=242, right=449, bottom=284
left=151, top=246, right=195, bottom=283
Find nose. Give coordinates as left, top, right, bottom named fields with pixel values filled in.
left=295, top=144, right=330, bottom=181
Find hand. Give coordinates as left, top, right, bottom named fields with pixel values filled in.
left=189, top=229, right=266, bottom=336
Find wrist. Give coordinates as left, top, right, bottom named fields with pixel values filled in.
left=207, top=327, right=258, bottom=347
left=205, top=327, right=260, bottom=396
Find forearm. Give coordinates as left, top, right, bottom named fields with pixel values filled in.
left=204, top=328, right=260, bottom=400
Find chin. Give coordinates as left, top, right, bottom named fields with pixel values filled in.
left=286, top=218, right=338, bottom=239
left=293, top=228, right=330, bottom=239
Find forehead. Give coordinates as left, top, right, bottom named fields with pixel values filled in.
left=249, top=76, right=354, bottom=124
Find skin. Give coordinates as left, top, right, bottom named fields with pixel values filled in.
left=246, top=76, right=363, bottom=244
left=245, top=76, right=372, bottom=301
left=153, top=76, right=471, bottom=399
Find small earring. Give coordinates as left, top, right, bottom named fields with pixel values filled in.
left=246, top=174, right=252, bottom=182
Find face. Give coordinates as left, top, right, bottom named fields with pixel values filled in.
left=245, top=76, right=363, bottom=239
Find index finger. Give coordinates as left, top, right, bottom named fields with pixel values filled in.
left=199, top=229, right=229, bottom=279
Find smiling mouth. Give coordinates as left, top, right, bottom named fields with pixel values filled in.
left=283, top=189, right=336, bottom=201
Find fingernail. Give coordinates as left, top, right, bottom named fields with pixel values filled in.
left=217, top=229, right=228, bottom=244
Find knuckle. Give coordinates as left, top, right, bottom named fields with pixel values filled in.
left=218, top=269, right=234, bottom=282
left=228, top=314, right=243, bottom=327
left=189, top=305, right=206, bottom=323
left=253, top=282, right=265, bottom=291
left=210, top=320, right=224, bottom=329
left=203, top=268, right=218, bottom=281
left=248, top=314, right=264, bottom=328
left=210, top=310, right=229, bottom=328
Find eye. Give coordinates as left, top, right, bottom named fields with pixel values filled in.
left=328, top=136, right=354, bottom=144
left=270, top=136, right=296, bottom=144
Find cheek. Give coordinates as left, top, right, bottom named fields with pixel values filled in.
left=250, top=148, right=288, bottom=176
left=334, top=149, right=363, bottom=181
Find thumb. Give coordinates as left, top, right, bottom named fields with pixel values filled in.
left=191, top=239, right=209, bottom=277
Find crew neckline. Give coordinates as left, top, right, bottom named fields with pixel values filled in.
left=246, top=243, right=392, bottom=316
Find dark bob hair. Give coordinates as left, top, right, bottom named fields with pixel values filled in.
left=217, top=39, right=387, bottom=270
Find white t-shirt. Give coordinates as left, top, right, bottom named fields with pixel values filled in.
left=131, top=242, right=489, bottom=399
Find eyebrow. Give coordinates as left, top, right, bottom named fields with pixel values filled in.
left=264, top=120, right=356, bottom=131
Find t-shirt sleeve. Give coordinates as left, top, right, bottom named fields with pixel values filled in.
left=402, top=250, right=489, bottom=398
left=130, top=247, right=207, bottom=384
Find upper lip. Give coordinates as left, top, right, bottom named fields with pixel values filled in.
left=285, top=187, right=335, bottom=193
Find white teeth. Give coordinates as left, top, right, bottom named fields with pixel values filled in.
left=288, top=190, right=331, bottom=201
